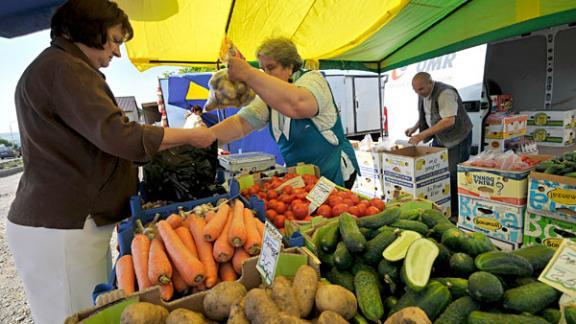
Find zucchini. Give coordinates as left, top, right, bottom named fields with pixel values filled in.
left=539, top=308, right=561, bottom=324
left=362, top=228, right=398, bottom=265
left=320, top=222, right=340, bottom=252
left=441, top=228, right=466, bottom=251
left=511, top=244, right=555, bottom=271
left=467, top=311, right=550, bottom=324
left=431, top=222, right=457, bottom=240
left=475, top=251, right=533, bottom=277
left=468, top=271, right=503, bottom=303
left=398, top=208, right=421, bottom=221
left=390, top=219, right=429, bottom=236
left=461, top=232, right=495, bottom=256
left=333, top=241, right=353, bottom=270
left=502, top=282, right=561, bottom=314
left=402, top=238, right=439, bottom=291
left=434, top=296, right=480, bottom=324
left=339, top=213, right=367, bottom=253
left=325, top=267, right=355, bottom=292
left=354, top=269, right=384, bottom=321
left=566, top=304, right=576, bottom=324
left=449, top=252, right=476, bottom=276
left=421, top=208, right=450, bottom=228
left=357, top=206, right=401, bottom=229
left=434, top=277, right=469, bottom=299
left=382, top=230, right=422, bottom=262
left=391, top=281, right=452, bottom=321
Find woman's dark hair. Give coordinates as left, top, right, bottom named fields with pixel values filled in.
left=51, top=0, right=133, bottom=49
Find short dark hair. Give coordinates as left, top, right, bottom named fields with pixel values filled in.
left=50, top=0, right=133, bottom=49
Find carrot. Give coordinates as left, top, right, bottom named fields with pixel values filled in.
left=228, top=200, right=247, bottom=247
left=243, top=208, right=262, bottom=255
left=219, top=261, right=238, bottom=282
left=156, top=220, right=206, bottom=286
left=188, top=215, right=218, bottom=288
left=147, top=237, right=172, bottom=285
left=255, top=218, right=265, bottom=237
left=205, top=210, right=216, bottom=223
left=212, top=210, right=234, bottom=262
left=165, top=213, right=183, bottom=229
left=232, top=247, right=251, bottom=274
left=203, top=203, right=231, bottom=242
left=174, top=226, right=199, bottom=260
left=159, top=282, right=174, bottom=301
left=116, top=255, right=135, bottom=295
left=172, top=267, right=189, bottom=295
left=130, top=233, right=152, bottom=290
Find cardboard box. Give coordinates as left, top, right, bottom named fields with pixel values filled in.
left=523, top=109, right=576, bottom=128
left=384, top=173, right=450, bottom=203
left=490, top=94, right=513, bottom=113
left=66, top=248, right=319, bottom=323
left=525, top=126, right=575, bottom=146
left=523, top=211, right=576, bottom=248
left=354, top=170, right=384, bottom=198
left=459, top=226, right=521, bottom=251
left=484, top=114, right=528, bottom=139
left=457, top=195, right=525, bottom=243
left=483, top=136, right=525, bottom=152
left=382, top=146, right=449, bottom=183
left=355, top=150, right=383, bottom=175
left=527, top=171, right=576, bottom=223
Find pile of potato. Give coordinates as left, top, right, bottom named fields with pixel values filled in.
left=204, top=69, right=255, bottom=111
left=119, top=264, right=358, bottom=324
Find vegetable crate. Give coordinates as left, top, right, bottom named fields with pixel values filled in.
left=382, top=146, right=449, bottom=183
left=484, top=113, right=528, bottom=139
left=527, top=171, right=576, bottom=223
left=522, top=109, right=576, bottom=128
left=525, top=125, right=576, bottom=146
left=67, top=248, right=319, bottom=324
left=236, top=163, right=320, bottom=191
left=523, top=210, right=576, bottom=248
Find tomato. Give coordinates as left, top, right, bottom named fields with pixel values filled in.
left=268, top=199, right=279, bottom=211
left=305, top=183, right=315, bottom=192
left=267, top=190, right=279, bottom=200
left=285, top=210, right=295, bottom=220
left=365, top=206, right=381, bottom=216
left=274, top=201, right=287, bottom=214
left=337, top=191, right=350, bottom=199
left=328, top=195, right=344, bottom=208
left=342, top=198, right=354, bottom=207
left=285, top=173, right=297, bottom=179
left=296, top=192, right=308, bottom=200
left=240, top=189, right=249, bottom=198
left=356, top=203, right=367, bottom=216
left=370, top=198, right=385, bottom=211
left=316, top=204, right=332, bottom=218
left=265, top=209, right=278, bottom=220
left=282, top=185, right=294, bottom=195
left=248, top=185, right=259, bottom=196
left=279, top=194, right=293, bottom=204
left=349, top=194, right=360, bottom=205
left=273, top=215, right=285, bottom=228
left=348, top=205, right=361, bottom=217
left=257, top=192, right=267, bottom=200
left=291, top=199, right=305, bottom=207
left=293, top=188, right=306, bottom=194
left=292, top=203, right=309, bottom=220
left=332, top=203, right=350, bottom=217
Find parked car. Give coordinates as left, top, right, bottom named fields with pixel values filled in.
left=0, top=146, right=20, bottom=159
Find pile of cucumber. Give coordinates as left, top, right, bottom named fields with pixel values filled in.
left=313, top=205, right=571, bottom=324
left=535, top=151, right=576, bottom=176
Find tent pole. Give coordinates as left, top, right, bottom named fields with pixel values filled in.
left=377, top=61, right=384, bottom=139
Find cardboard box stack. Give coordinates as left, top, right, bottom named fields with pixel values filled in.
left=483, top=113, right=528, bottom=152
left=381, top=146, right=451, bottom=216
left=522, top=109, right=576, bottom=147
left=353, top=150, right=385, bottom=198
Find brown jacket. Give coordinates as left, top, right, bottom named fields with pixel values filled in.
left=8, top=37, right=164, bottom=229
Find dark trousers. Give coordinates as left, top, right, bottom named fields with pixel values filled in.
left=433, top=133, right=472, bottom=217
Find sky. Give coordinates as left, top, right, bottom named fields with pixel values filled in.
left=0, top=29, right=179, bottom=134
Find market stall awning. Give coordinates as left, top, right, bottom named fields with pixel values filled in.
left=118, top=0, right=576, bottom=72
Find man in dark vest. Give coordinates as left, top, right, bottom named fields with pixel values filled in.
left=405, top=72, right=473, bottom=218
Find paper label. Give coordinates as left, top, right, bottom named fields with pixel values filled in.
left=275, top=176, right=305, bottom=192
left=306, top=177, right=336, bottom=213
left=539, top=239, right=576, bottom=296
left=257, top=221, right=283, bottom=286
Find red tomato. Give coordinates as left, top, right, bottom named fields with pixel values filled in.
left=285, top=210, right=295, bottom=220
left=291, top=199, right=305, bottom=207
left=342, top=198, right=354, bottom=207
left=279, top=194, right=293, bottom=204
left=370, top=198, right=385, bottom=211
left=282, top=185, right=294, bottom=195
left=348, top=205, right=361, bottom=217
left=316, top=204, right=332, bottom=218
left=328, top=195, right=344, bottom=208
left=356, top=203, right=367, bottom=216
left=268, top=199, right=279, bottom=211
left=293, top=188, right=306, bottom=194
left=349, top=194, right=360, bottom=205
left=267, top=190, right=279, bottom=200
left=296, top=192, right=308, bottom=200
left=285, top=173, right=297, bottom=179
left=337, top=191, right=350, bottom=199
left=274, top=201, right=287, bottom=214
left=266, top=209, right=278, bottom=220
left=273, top=215, right=285, bottom=228
left=248, top=185, right=259, bottom=196
left=305, top=184, right=315, bottom=192
left=292, top=203, right=309, bottom=220
left=332, top=203, right=350, bottom=217
left=365, top=206, right=381, bottom=216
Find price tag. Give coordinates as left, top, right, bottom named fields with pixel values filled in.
left=538, top=239, right=576, bottom=296
left=306, top=176, right=336, bottom=213
left=256, top=221, right=283, bottom=286
left=274, top=176, right=305, bottom=192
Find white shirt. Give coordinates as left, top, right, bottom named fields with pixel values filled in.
left=423, top=82, right=459, bottom=127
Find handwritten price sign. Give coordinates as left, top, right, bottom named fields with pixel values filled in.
left=539, top=239, right=576, bottom=296
left=256, top=221, right=283, bottom=286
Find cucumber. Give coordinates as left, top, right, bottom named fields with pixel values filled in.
left=502, top=282, right=561, bottom=314
left=402, top=238, right=439, bottom=291
left=326, top=267, right=355, bottom=292
left=434, top=277, right=469, bottom=299
left=363, top=228, right=382, bottom=240
left=434, top=296, right=480, bottom=324
left=350, top=313, right=369, bottom=324
left=317, top=249, right=335, bottom=268
left=384, top=296, right=398, bottom=310
left=382, top=230, right=422, bottom=262
left=432, top=241, right=453, bottom=271
left=431, top=222, right=457, bottom=240
left=511, top=244, right=555, bottom=271
left=390, top=219, right=429, bottom=236
left=467, top=311, right=550, bottom=324
left=362, top=228, right=398, bottom=265
left=391, top=281, right=452, bottom=321
left=475, top=251, right=533, bottom=277
left=357, top=206, right=401, bottom=229
left=320, top=222, right=340, bottom=252
left=449, top=253, right=476, bottom=276
left=354, top=269, right=384, bottom=321
left=377, top=258, right=400, bottom=281
left=461, top=232, right=495, bottom=256
left=539, top=308, right=561, bottom=324
left=333, top=241, right=353, bottom=270
left=441, top=228, right=466, bottom=251
left=566, top=304, right=576, bottom=324
left=399, top=208, right=422, bottom=221
left=339, top=213, right=367, bottom=253
left=468, top=271, right=503, bottom=303
left=421, top=208, right=450, bottom=228
left=512, top=277, right=537, bottom=287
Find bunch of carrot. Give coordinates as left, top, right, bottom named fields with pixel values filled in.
left=115, top=199, right=264, bottom=301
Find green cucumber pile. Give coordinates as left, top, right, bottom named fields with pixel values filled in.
left=313, top=205, right=566, bottom=323
left=535, top=151, right=576, bottom=176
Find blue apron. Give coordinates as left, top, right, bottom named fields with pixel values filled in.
left=268, top=70, right=359, bottom=186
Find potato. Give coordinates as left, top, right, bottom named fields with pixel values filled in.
left=227, top=298, right=249, bottom=324
left=244, top=288, right=281, bottom=324
left=315, top=284, right=357, bottom=320
left=166, top=308, right=206, bottom=324
left=203, top=281, right=247, bottom=321
left=383, top=307, right=431, bottom=324
left=317, top=310, right=348, bottom=324
left=120, top=302, right=168, bottom=324
left=271, top=276, right=300, bottom=317
left=292, top=265, right=318, bottom=317
left=275, top=313, right=310, bottom=324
